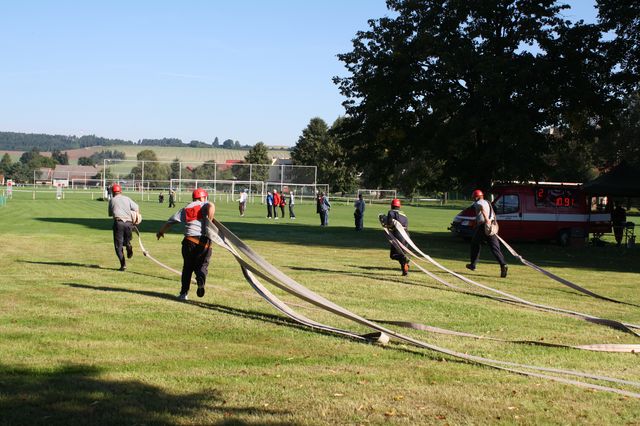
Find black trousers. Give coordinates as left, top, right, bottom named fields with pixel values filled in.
left=180, top=239, right=212, bottom=295
left=389, top=237, right=407, bottom=266
left=470, top=228, right=506, bottom=266
left=355, top=213, right=363, bottom=230
left=267, top=205, right=273, bottom=218
left=112, top=220, right=132, bottom=268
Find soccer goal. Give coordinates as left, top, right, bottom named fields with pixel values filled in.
left=170, top=178, right=265, bottom=203
left=357, top=188, right=397, bottom=204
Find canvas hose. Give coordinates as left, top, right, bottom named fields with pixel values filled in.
left=384, top=218, right=640, bottom=337
left=497, top=235, right=640, bottom=308
left=133, top=223, right=640, bottom=399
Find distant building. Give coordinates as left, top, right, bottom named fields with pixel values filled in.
left=36, top=165, right=102, bottom=187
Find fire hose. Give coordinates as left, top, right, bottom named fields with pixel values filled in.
left=132, top=221, right=640, bottom=399
left=383, top=218, right=640, bottom=338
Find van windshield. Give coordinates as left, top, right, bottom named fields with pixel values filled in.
left=494, top=194, right=519, bottom=214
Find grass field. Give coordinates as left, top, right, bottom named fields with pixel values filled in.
left=1, top=192, right=639, bottom=425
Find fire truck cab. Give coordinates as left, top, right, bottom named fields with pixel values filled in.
left=449, top=183, right=612, bottom=244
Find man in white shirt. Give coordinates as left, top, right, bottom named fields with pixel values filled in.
left=466, top=189, right=508, bottom=278
left=238, top=189, right=248, bottom=217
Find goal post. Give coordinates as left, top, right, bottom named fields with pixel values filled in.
left=357, top=188, right=397, bottom=204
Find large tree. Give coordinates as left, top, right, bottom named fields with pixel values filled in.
left=291, top=117, right=358, bottom=192
left=334, top=0, right=612, bottom=192
left=243, top=142, right=270, bottom=181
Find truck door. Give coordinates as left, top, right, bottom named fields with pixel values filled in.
left=493, top=193, right=521, bottom=239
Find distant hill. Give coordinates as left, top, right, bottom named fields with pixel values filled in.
left=0, top=131, right=133, bottom=151
left=0, top=131, right=291, bottom=163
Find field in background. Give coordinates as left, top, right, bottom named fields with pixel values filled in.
left=1, top=145, right=291, bottom=166
left=69, top=145, right=291, bottom=163
left=0, top=193, right=639, bottom=424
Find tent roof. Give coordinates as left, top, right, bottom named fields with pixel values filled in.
left=583, top=162, right=640, bottom=197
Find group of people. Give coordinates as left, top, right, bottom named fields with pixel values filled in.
left=265, top=189, right=296, bottom=220
left=108, top=184, right=512, bottom=302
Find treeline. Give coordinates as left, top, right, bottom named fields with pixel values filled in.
left=0, top=132, right=256, bottom=152
left=0, top=132, right=134, bottom=151
left=78, top=150, right=127, bottom=166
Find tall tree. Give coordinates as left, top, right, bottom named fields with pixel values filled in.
left=292, top=117, right=358, bottom=192
left=334, top=0, right=610, bottom=192
left=130, top=150, right=170, bottom=187
left=243, top=142, right=270, bottom=181
left=0, top=153, right=12, bottom=175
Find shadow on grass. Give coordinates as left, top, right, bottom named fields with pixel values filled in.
left=64, top=283, right=465, bottom=366
left=0, top=363, right=291, bottom=426
left=34, top=217, right=640, bottom=274
left=19, top=260, right=175, bottom=283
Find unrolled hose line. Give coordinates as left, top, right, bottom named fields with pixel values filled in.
left=387, top=220, right=640, bottom=336
left=133, top=224, right=640, bottom=398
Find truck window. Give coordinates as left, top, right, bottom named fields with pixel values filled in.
left=494, top=194, right=519, bottom=214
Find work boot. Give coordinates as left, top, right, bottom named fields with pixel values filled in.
left=465, top=264, right=476, bottom=271
left=500, top=264, right=508, bottom=278
left=177, top=293, right=189, bottom=301
left=118, top=265, right=126, bottom=272
left=402, top=263, right=409, bottom=276
left=196, top=279, right=206, bottom=298
left=126, top=244, right=134, bottom=259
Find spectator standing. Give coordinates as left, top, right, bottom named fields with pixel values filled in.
left=288, top=191, right=296, bottom=219
left=168, top=190, right=176, bottom=208
left=238, top=188, right=248, bottom=217
left=317, top=192, right=331, bottom=226
left=354, top=193, right=365, bottom=231
left=273, top=190, right=281, bottom=219
left=278, top=191, right=286, bottom=218
left=612, top=203, right=627, bottom=247
left=266, top=191, right=274, bottom=219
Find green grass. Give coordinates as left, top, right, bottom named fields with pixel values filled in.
left=1, top=193, right=639, bottom=425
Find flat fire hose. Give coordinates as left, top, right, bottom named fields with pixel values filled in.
left=133, top=223, right=640, bottom=399
left=384, top=219, right=640, bottom=337
left=496, top=235, right=639, bottom=307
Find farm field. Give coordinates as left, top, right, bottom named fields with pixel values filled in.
left=68, top=145, right=291, bottom=164
left=0, top=192, right=639, bottom=424
left=1, top=144, right=291, bottom=166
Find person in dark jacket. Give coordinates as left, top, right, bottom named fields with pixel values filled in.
left=266, top=191, right=274, bottom=219
left=612, top=203, right=627, bottom=247
left=354, top=193, right=365, bottom=231
left=386, top=198, right=409, bottom=275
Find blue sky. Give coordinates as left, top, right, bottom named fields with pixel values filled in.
left=0, top=1, right=598, bottom=147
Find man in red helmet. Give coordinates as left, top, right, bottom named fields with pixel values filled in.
left=386, top=198, right=410, bottom=275
left=107, top=183, right=140, bottom=271
left=156, top=188, right=216, bottom=300
left=467, top=189, right=508, bottom=278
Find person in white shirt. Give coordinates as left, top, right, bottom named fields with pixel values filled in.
left=466, top=189, right=508, bottom=278
left=238, top=189, right=248, bottom=217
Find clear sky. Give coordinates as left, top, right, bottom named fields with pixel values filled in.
left=0, top=1, right=598, bottom=147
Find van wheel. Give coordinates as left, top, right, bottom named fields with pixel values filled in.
left=558, top=229, right=570, bottom=246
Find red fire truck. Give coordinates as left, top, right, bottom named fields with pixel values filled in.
left=449, top=183, right=612, bottom=244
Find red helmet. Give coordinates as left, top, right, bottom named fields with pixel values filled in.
left=192, top=188, right=208, bottom=200
left=472, top=189, right=484, bottom=198
left=111, top=184, right=122, bottom=193
left=391, top=198, right=401, bottom=208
